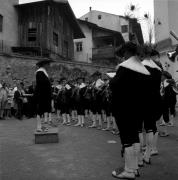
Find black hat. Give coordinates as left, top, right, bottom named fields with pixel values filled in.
left=92, top=71, right=102, bottom=77
left=36, top=59, right=54, bottom=67
left=141, top=44, right=152, bottom=56
left=115, top=42, right=137, bottom=57
left=58, top=77, right=66, bottom=83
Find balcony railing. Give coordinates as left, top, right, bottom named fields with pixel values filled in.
left=92, top=46, right=115, bottom=59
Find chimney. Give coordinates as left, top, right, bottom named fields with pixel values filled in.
left=89, top=6, right=92, bottom=11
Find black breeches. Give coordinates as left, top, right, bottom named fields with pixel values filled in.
left=143, top=119, right=156, bottom=133
left=115, top=116, right=140, bottom=146
left=162, top=102, right=170, bottom=123
left=170, top=103, right=176, bottom=116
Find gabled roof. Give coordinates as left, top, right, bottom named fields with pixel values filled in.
left=15, top=0, right=85, bottom=39
left=80, top=10, right=126, bottom=19
left=78, top=19, right=125, bottom=43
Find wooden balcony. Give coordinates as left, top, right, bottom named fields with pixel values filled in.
left=92, top=46, right=115, bottom=59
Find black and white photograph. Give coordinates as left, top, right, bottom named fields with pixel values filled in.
left=0, top=0, right=178, bottom=179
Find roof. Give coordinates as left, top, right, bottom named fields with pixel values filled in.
left=78, top=19, right=125, bottom=42
left=156, top=38, right=172, bottom=51
left=80, top=10, right=126, bottom=19
left=15, top=0, right=85, bottom=39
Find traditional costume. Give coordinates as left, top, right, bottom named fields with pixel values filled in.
left=141, top=59, right=162, bottom=162
left=34, top=60, right=53, bottom=131
left=110, top=42, right=150, bottom=179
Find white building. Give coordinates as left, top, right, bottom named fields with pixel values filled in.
left=154, top=0, right=178, bottom=80
left=75, top=9, right=144, bottom=63
left=80, top=9, right=130, bottom=42
left=74, top=20, right=124, bottom=64
left=0, top=0, right=19, bottom=53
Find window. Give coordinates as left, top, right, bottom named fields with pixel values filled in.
left=85, top=17, right=88, bottom=21
left=28, top=28, right=37, bottom=41
left=0, top=15, right=3, bottom=32
left=53, top=32, right=58, bottom=46
left=98, top=15, right=102, bottom=20
left=76, top=42, right=83, bottom=52
left=121, top=25, right=128, bottom=33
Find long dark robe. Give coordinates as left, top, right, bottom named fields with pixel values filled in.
left=142, top=59, right=163, bottom=122
left=34, top=69, right=52, bottom=115
left=109, top=56, right=150, bottom=145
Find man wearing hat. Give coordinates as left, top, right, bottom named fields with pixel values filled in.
left=110, top=42, right=151, bottom=179
left=34, top=60, right=53, bottom=132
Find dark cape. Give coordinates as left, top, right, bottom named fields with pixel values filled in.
left=109, top=56, right=150, bottom=132
left=142, top=59, right=163, bottom=121
left=34, top=68, right=52, bottom=115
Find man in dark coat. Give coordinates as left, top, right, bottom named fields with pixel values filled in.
left=110, top=42, right=150, bottom=179
left=34, top=60, right=53, bottom=132
left=142, top=47, right=163, bottom=162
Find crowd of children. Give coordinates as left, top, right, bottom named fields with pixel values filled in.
left=0, top=71, right=119, bottom=134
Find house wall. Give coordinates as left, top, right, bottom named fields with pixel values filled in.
left=80, top=10, right=129, bottom=42
left=74, top=23, right=92, bottom=63
left=47, top=4, right=74, bottom=60
left=17, top=2, right=74, bottom=60
left=154, top=0, right=178, bottom=45
left=0, top=53, right=115, bottom=86
left=168, top=0, right=178, bottom=46
left=154, top=0, right=169, bottom=42
left=18, top=3, right=47, bottom=48
left=0, top=0, right=19, bottom=52
left=120, top=17, right=129, bottom=42
left=154, top=0, right=178, bottom=80
left=80, top=10, right=121, bottom=32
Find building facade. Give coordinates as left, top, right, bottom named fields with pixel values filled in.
left=13, top=0, right=84, bottom=60
left=0, top=0, right=19, bottom=53
left=154, top=0, right=178, bottom=80
left=74, top=19, right=124, bottom=65
left=80, top=9, right=144, bottom=45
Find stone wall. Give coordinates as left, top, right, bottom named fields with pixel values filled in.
left=0, top=53, right=115, bottom=86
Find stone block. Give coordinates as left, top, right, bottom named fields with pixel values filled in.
left=34, top=128, right=59, bottom=144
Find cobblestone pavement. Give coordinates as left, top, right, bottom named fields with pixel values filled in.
left=0, top=115, right=178, bottom=180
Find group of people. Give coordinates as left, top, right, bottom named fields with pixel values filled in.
left=34, top=59, right=119, bottom=134
left=0, top=80, right=36, bottom=120
left=110, top=42, right=177, bottom=179
left=1, top=41, right=177, bottom=179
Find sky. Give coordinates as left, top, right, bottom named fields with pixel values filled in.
left=19, top=0, right=154, bottom=42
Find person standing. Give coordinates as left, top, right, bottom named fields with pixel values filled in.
left=14, top=82, right=24, bottom=120
left=34, top=60, right=53, bottom=132
left=141, top=46, right=163, bottom=162
left=0, top=82, right=8, bottom=120
left=110, top=42, right=150, bottom=179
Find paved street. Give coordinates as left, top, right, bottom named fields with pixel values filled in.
left=0, top=116, right=178, bottom=180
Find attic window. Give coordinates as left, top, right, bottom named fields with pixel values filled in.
left=98, top=15, right=102, bottom=20
left=85, top=17, right=88, bottom=21
left=0, top=14, right=3, bottom=32
left=121, top=25, right=128, bottom=33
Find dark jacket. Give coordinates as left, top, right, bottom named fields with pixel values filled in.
left=142, top=59, right=163, bottom=121
left=109, top=56, right=150, bottom=129
left=34, top=69, right=52, bottom=115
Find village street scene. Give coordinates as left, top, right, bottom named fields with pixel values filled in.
left=0, top=0, right=178, bottom=180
